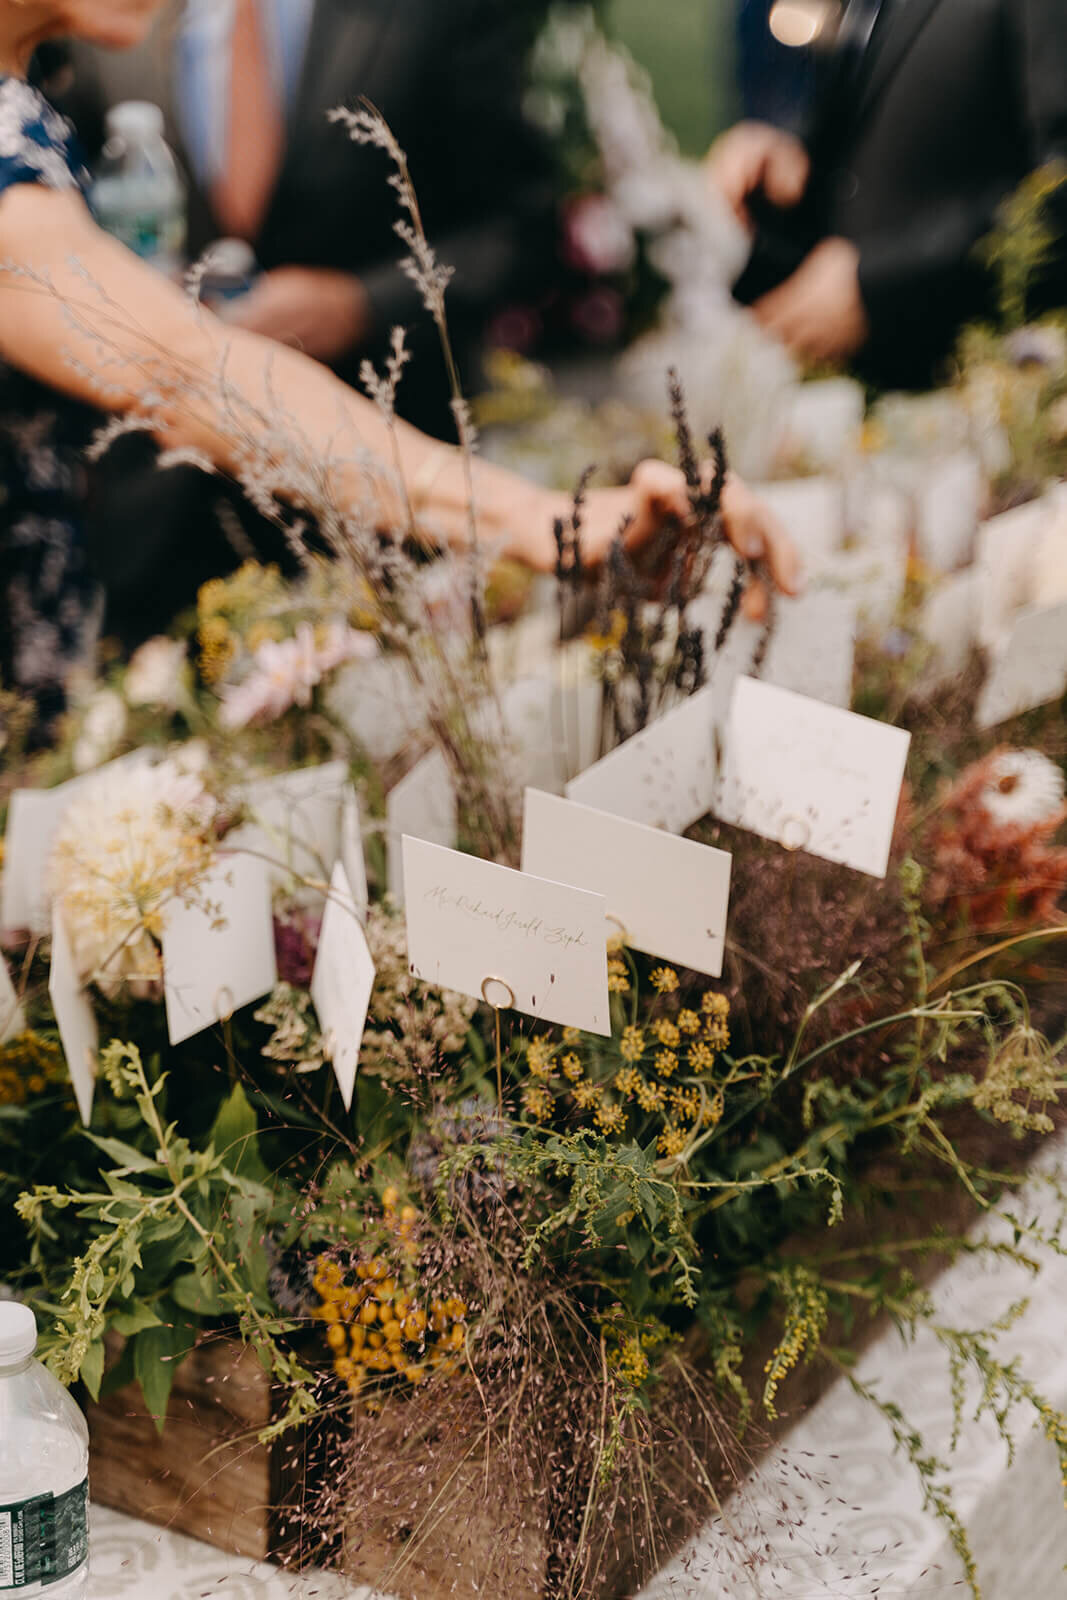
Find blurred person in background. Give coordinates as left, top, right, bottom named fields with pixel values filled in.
left=711, top=0, right=1067, bottom=388
left=0, top=0, right=800, bottom=735
left=58, top=0, right=557, bottom=643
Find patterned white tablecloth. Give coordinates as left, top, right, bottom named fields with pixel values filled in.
left=88, top=1505, right=381, bottom=1599
left=641, top=1134, right=1067, bottom=1599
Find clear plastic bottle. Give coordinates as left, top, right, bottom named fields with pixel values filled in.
left=0, top=1304, right=89, bottom=1598
left=89, top=101, right=186, bottom=279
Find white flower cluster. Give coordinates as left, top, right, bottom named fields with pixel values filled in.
left=47, top=755, right=217, bottom=998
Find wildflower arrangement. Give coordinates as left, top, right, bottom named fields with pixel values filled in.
left=2, top=103, right=1067, bottom=1600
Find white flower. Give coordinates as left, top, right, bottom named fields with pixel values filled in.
left=564, top=193, right=635, bottom=276
left=72, top=688, right=127, bottom=773
left=978, top=750, right=1066, bottom=829
left=47, top=758, right=216, bottom=997
left=124, top=636, right=188, bottom=711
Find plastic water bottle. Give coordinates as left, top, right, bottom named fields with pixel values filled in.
left=0, top=1304, right=89, bottom=1598
left=89, top=101, right=186, bottom=279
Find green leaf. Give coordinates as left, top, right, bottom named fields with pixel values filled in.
left=110, top=1303, right=163, bottom=1338
left=85, top=1134, right=161, bottom=1173
left=132, top=1314, right=196, bottom=1433
left=80, top=1339, right=105, bottom=1402
left=170, top=1268, right=224, bottom=1317
left=210, top=1083, right=268, bottom=1181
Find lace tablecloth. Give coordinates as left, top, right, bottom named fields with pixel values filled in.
left=88, top=1505, right=379, bottom=1599
left=640, top=1136, right=1067, bottom=1599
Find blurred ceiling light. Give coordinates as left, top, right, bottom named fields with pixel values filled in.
left=769, top=0, right=838, bottom=47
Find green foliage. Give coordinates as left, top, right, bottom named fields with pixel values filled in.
left=16, top=1041, right=315, bottom=1435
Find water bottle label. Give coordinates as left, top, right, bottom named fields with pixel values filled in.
left=0, top=1480, right=88, bottom=1589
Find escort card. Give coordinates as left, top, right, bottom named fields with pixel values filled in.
left=49, top=907, right=98, bottom=1125
left=566, top=686, right=716, bottom=834
left=386, top=749, right=457, bottom=904
left=232, top=760, right=349, bottom=891
left=340, top=783, right=369, bottom=917
left=310, top=863, right=376, bottom=1110
left=162, top=853, right=278, bottom=1046
left=0, top=955, right=24, bottom=1044
left=521, top=789, right=732, bottom=978
left=976, top=599, right=1067, bottom=729
left=717, top=677, right=911, bottom=879
left=402, top=836, right=611, bottom=1035
left=975, top=497, right=1052, bottom=650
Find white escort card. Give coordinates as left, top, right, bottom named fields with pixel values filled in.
left=310, top=863, right=376, bottom=1110
left=402, top=836, right=611, bottom=1036
left=521, top=790, right=732, bottom=978
left=325, top=655, right=426, bottom=764
left=386, top=749, right=457, bottom=904
left=717, top=677, right=911, bottom=879
left=0, top=954, right=25, bottom=1044
left=162, top=853, right=278, bottom=1046
left=975, top=496, right=1053, bottom=650
left=749, top=476, right=846, bottom=578
left=49, top=907, right=98, bottom=1125
left=566, top=685, right=716, bottom=834
left=232, top=760, right=348, bottom=890
left=915, top=450, right=983, bottom=572
left=976, top=599, right=1067, bottom=729
left=918, top=568, right=980, bottom=690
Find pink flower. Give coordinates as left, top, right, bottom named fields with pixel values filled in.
left=218, top=622, right=377, bottom=729
left=562, top=193, right=636, bottom=277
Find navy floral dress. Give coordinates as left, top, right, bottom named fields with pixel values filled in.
left=0, top=76, right=99, bottom=734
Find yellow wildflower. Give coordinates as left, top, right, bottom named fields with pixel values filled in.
left=620, top=1025, right=645, bottom=1062
left=607, top=958, right=631, bottom=994
left=522, top=1084, right=555, bottom=1123
left=561, top=1027, right=581, bottom=1047
left=650, top=966, right=679, bottom=993
left=703, top=1089, right=725, bottom=1127
left=688, top=1040, right=715, bottom=1074
left=561, top=1052, right=584, bottom=1081
left=653, top=1018, right=680, bottom=1048
left=670, top=1086, right=702, bottom=1125
left=614, top=1066, right=643, bottom=1099
left=572, top=1081, right=603, bottom=1111
left=654, top=1049, right=679, bottom=1078
left=678, top=1009, right=700, bottom=1035
left=526, top=1036, right=555, bottom=1078
left=657, top=1122, right=688, bottom=1158
left=635, top=1077, right=667, bottom=1114
left=595, top=1101, right=627, bottom=1135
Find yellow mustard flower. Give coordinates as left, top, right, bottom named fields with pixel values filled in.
left=654, top=1049, right=679, bottom=1078
left=614, top=1066, right=643, bottom=1099
left=688, top=1040, right=716, bottom=1074
left=635, top=1077, right=667, bottom=1114
left=678, top=1009, right=700, bottom=1035
left=526, top=1036, right=555, bottom=1078
left=653, top=1018, right=681, bottom=1049
left=595, top=1101, right=627, bottom=1135
left=572, top=1081, right=602, bottom=1111
left=561, top=1051, right=584, bottom=1081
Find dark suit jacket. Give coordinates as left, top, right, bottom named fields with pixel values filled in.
left=735, top=0, right=1067, bottom=390
left=60, top=0, right=552, bottom=642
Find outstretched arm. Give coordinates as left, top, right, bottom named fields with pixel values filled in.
left=0, top=184, right=800, bottom=593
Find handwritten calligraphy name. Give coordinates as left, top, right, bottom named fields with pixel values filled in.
left=424, top=884, right=588, bottom=950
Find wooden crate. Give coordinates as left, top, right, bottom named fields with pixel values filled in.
left=86, top=1337, right=546, bottom=1599
left=86, top=1335, right=286, bottom=1562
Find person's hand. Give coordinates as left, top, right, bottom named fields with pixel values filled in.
left=752, top=237, right=869, bottom=363
left=523, top=462, right=804, bottom=616
left=219, top=266, right=369, bottom=364
left=705, top=120, right=810, bottom=232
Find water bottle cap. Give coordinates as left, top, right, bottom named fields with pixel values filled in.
left=0, top=1301, right=37, bottom=1364
left=106, top=100, right=166, bottom=141
left=205, top=237, right=258, bottom=278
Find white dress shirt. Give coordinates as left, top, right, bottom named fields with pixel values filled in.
left=176, top=0, right=315, bottom=187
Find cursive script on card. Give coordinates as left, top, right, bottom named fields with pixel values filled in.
left=423, top=884, right=589, bottom=949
